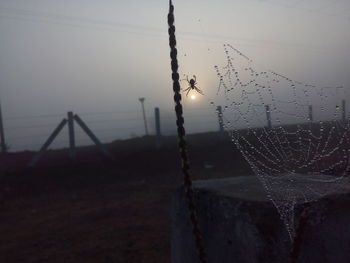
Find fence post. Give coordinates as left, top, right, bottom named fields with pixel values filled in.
left=155, top=107, right=162, bottom=148
left=217, top=106, right=224, bottom=136
left=265, top=105, right=272, bottom=129
left=73, top=114, right=114, bottom=160
left=0, top=101, right=7, bottom=153
left=68, top=111, right=76, bottom=160
left=308, top=105, right=313, bottom=122
left=342, top=100, right=346, bottom=122
left=28, top=118, right=68, bottom=167
left=139, top=98, right=149, bottom=136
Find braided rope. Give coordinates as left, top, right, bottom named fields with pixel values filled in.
left=167, top=1, right=208, bottom=263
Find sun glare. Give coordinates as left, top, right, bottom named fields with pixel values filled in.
left=190, top=94, right=196, bottom=100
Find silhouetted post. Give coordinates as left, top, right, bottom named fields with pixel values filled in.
left=68, top=111, right=76, bottom=160
left=265, top=105, right=272, bottom=129
left=28, top=118, right=68, bottom=167
left=342, top=100, right=346, bottom=122
left=217, top=106, right=224, bottom=136
left=139, top=97, right=149, bottom=136
left=154, top=107, right=162, bottom=148
left=0, top=101, right=6, bottom=153
left=73, top=114, right=114, bottom=160
left=308, top=105, right=313, bottom=122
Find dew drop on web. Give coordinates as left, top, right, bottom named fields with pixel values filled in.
left=210, top=44, right=349, bottom=240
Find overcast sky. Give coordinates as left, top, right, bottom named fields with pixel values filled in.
left=0, top=0, right=349, bottom=150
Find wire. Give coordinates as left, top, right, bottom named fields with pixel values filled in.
left=4, top=109, right=148, bottom=122
left=287, top=0, right=306, bottom=9
left=80, top=117, right=142, bottom=124
left=0, top=5, right=346, bottom=51
left=309, top=0, right=341, bottom=12
left=7, top=132, right=53, bottom=140
left=254, top=0, right=350, bottom=19
left=5, top=122, right=62, bottom=130
left=78, top=109, right=147, bottom=116
left=4, top=113, right=63, bottom=121
left=79, top=125, right=142, bottom=133
left=0, top=6, right=164, bottom=33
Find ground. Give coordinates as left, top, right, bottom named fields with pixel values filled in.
left=0, top=132, right=250, bottom=263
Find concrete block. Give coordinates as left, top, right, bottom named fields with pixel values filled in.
left=170, top=175, right=350, bottom=263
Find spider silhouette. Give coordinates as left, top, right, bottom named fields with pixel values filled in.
left=183, top=75, right=204, bottom=97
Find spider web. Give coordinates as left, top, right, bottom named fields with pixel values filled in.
left=210, top=44, right=350, bottom=239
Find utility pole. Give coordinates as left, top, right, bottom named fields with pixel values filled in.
left=0, top=101, right=6, bottom=153
left=154, top=107, right=162, bottom=148
left=217, top=106, right=224, bottom=134
left=308, top=105, right=313, bottom=122
left=265, top=105, right=272, bottom=129
left=139, top=97, right=149, bottom=136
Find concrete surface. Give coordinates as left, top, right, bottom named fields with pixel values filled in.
left=170, top=175, right=350, bottom=263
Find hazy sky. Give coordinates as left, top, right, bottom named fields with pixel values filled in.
left=0, top=0, right=349, bottom=150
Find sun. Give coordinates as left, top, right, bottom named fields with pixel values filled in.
left=190, top=94, right=196, bottom=100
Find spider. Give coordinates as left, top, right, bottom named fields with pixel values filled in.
left=183, top=75, right=204, bottom=97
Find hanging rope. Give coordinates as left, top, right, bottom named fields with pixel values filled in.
left=167, top=1, right=208, bottom=263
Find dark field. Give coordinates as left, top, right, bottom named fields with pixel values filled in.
left=0, top=132, right=250, bottom=263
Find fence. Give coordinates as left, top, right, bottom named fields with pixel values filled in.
left=0, top=100, right=348, bottom=153
left=0, top=106, right=221, bottom=153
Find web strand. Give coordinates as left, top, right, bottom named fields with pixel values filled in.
left=211, top=43, right=349, bottom=239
